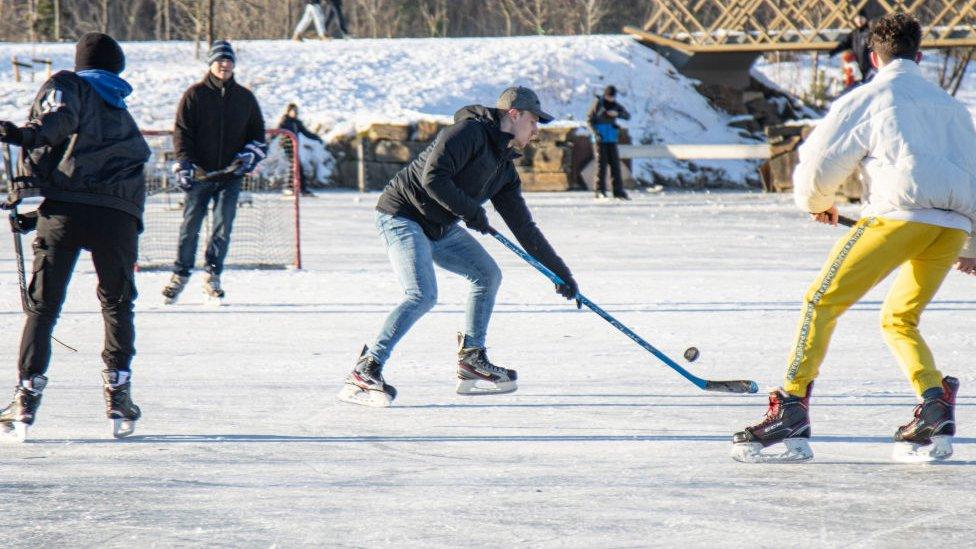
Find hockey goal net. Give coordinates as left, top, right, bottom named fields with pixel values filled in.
left=138, top=129, right=302, bottom=270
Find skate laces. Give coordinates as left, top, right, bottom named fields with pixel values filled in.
left=465, top=349, right=506, bottom=374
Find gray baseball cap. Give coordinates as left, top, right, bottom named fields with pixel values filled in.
left=497, top=86, right=554, bottom=124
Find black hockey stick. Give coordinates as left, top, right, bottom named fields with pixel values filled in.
left=193, top=159, right=243, bottom=183
left=2, top=144, right=77, bottom=352
left=838, top=215, right=857, bottom=227
left=489, top=228, right=759, bottom=394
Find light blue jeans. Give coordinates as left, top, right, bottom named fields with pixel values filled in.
left=369, top=213, right=502, bottom=365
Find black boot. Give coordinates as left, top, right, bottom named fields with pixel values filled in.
left=731, top=386, right=812, bottom=463
left=102, top=369, right=141, bottom=439
left=456, top=334, right=517, bottom=395
left=0, top=375, right=47, bottom=442
left=892, top=376, right=957, bottom=461
left=337, top=345, right=397, bottom=407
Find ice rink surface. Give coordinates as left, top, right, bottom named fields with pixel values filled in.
left=0, top=191, right=973, bottom=547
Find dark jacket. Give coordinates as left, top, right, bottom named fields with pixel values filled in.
left=587, top=96, right=630, bottom=143
left=20, top=70, right=150, bottom=222
left=376, top=105, right=572, bottom=281
left=278, top=116, right=322, bottom=142
left=173, top=73, right=265, bottom=176
left=830, top=25, right=873, bottom=80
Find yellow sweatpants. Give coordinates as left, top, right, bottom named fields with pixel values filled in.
left=784, top=217, right=967, bottom=397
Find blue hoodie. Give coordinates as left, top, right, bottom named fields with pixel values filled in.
left=76, top=69, right=133, bottom=109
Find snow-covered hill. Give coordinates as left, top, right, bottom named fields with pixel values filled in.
left=0, top=35, right=759, bottom=184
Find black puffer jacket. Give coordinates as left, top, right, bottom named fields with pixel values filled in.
left=376, top=105, right=572, bottom=281
left=830, top=24, right=873, bottom=79
left=173, top=73, right=265, bottom=175
left=20, top=70, right=150, bottom=221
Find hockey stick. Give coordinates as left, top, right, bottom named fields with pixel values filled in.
left=489, top=228, right=759, bottom=394
left=2, top=144, right=77, bottom=352
left=838, top=215, right=857, bottom=227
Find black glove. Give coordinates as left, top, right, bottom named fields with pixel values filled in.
left=171, top=160, right=195, bottom=191
left=9, top=210, right=38, bottom=234
left=555, top=274, right=578, bottom=301
left=0, top=121, right=23, bottom=145
left=463, top=208, right=491, bottom=235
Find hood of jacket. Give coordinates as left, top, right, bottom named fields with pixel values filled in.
left=76, top=69, right=132, bottom=109
left=453, top=105, right=518, bottom=158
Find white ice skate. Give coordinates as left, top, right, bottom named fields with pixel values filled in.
left=203, top=273, right=225, bottom=305
left=337, top=382, right=395, bottom=408
left=161, top=274, right=188, bottom=305
left=730, top=438, right=813, bottom=463
left=0, top=422, right=28, bottom=443
left=892, top=436, right=953, bottom=463
left=111, top=418, right=137, bottom=439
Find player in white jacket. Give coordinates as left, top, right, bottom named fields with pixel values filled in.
left=732, top=13, right=976, bottom=464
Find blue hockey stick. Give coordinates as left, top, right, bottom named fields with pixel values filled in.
left=489, top=228, right=758, bottom=394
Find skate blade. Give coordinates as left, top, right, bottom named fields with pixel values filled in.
left=0, top=422, right=28, bottom=443
left=731, top=439, right=813, bottom=463
left=162, top=296, right=178, bottom=305
left=337, top=384, right=394, bottom=408
left=202, top=292, right=225, bottom=306
left=112, top=418, right=137, bottom=439
left=455, top=379, right=517, bottom=396
left=892, top=436, right=953, bottom=463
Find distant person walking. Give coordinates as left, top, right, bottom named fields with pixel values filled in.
left=292, top=0, right=349, bottom=41
left=587, top=85, right=631, bottom=200
left=830, top=9, right=874, bottom=86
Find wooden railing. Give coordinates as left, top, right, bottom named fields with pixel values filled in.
left=626, top=0, right=976, bottom=53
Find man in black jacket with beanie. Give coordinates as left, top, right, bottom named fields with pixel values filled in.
left=162, top=40, right=266, bottom=304
left=338, top=86, right=579, bottom=407
left=0, top=32, right=150, bottom=441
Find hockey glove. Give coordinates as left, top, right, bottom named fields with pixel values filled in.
left=232, top=140, right=268, bottom=176
left=9, top=210, right=38, bottom=234
left=0, top=121, right=23, bottom=145
left=555, top=274, right=579, bottom=302
left=463, top=208, right=491, bottom=235
left=171, top=160, right=196, bottom=191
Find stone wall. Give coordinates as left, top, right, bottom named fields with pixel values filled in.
left=760, top=122, right=862, bottom=201
left=328, top=121, right=591, bottom=192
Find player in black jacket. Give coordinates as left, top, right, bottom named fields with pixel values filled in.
left=162, top=41, right=267, bottom=304
left=0, top=33, right=150, bottom=441
left=338, top=87, right=579, bottom=407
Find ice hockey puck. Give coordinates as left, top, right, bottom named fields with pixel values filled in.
left=683, top=347, right=700, bottom=362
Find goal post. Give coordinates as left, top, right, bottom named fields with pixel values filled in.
left=138, top=129, right=303, bottom=271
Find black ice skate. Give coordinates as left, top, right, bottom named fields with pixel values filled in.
left=337, top=345, right=397, bottom=407
left=731, top=387, right=812, bottom=463
left=103, top=370, right=141, bottom=439
left=456, top=334, right=517, bottom=396
left=892, top=376, right=958, bottom=462
left=203, top=273, right=225, bottom=304
left=162, top=274, right=188, bottom=305
left=0, top=375, right=47, bottom=443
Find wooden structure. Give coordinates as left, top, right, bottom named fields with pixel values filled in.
left=625, top=1, right=976, bottom=87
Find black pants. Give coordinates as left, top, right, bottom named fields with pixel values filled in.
left=327, top=0, right=349, bottom=35
left=18, top=200, right=139, bottom=379
left=594, top=142, right=624, bottom=196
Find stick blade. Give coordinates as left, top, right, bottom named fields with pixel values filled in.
left=705, top=379, right=759, bottom=394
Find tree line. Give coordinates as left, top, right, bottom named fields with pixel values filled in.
left=0, top=1, right=652, bottom=42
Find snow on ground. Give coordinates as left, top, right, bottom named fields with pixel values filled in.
left=0, top=36, right=758, bottom=184
left=0, top=191, right=974, bottom=546
left=754, top=51, right=976, bottom=123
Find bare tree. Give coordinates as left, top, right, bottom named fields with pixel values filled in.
left=575, top=0, right=608, bottom=35
left=417, top=0, right=448, bottom=37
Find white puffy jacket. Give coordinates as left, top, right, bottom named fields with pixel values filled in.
left=793, top=58, right=976, bottom=257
